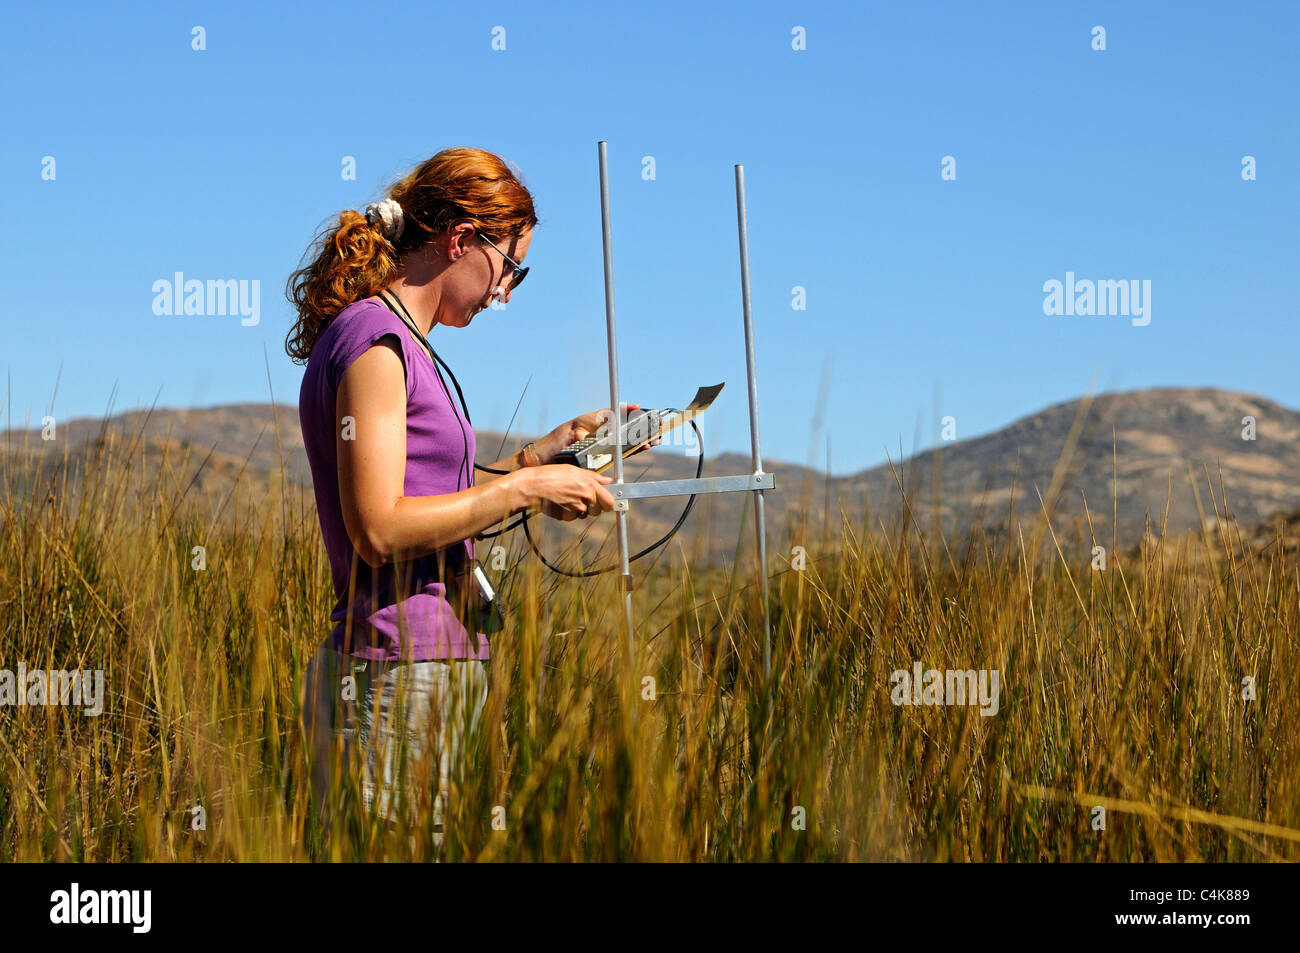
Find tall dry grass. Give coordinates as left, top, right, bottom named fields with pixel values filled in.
left=1, top=404, right=1298, bottom=861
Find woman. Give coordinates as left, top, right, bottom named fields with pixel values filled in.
left=286, top=147, right=649, bottom=845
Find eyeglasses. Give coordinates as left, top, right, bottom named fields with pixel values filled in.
left=477, top=232, right=529, bottom=294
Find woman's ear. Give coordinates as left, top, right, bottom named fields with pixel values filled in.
left=447, top=222, right=475, bottom=261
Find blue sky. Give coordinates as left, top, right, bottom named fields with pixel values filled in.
left=3, top=1, right=1296, bottom=476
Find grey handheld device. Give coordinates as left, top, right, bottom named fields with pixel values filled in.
left=553, top=408, right=663, bottom=471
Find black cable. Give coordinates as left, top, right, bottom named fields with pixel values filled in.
left=377, top=290, right=471, bottom=493
left=518, top=414, right=704, bottom=577
left=473, top=511, right=526, bottom=538
left=377, top=290, right=519, bottom=534
left=374, top=289, right=701, bottom=577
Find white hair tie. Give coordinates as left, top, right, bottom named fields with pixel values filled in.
left=363, top=198, right=405, bottom=242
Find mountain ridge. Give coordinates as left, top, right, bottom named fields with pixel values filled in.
left=3, top=386, right=1296, bottom=565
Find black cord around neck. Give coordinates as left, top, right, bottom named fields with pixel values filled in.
left=371, top=290, right=702, bottom=577
left=376, top=289, right=475, bottom=492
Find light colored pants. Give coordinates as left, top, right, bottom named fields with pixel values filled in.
left=301, top=637, right=489, bottom=841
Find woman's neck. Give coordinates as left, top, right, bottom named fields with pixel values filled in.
left=381, top=279, right=439, bottom=338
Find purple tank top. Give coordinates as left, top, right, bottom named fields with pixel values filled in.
left=298, top=296, right=490, bottom=661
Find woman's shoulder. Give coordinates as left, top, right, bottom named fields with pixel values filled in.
left=316, top=297, right=414, bottom=390
left=331, top=296, right=402, bottom=336
left=317, top=298, right=405, bottom=355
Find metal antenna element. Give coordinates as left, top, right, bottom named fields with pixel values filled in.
left=596, top=141, right=636, bottom=659
left=592, top=141, right=776, bottom=680
left=734, top=164, right=773, bottom=679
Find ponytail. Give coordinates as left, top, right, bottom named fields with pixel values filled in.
left=284, top=147, right=539, bottom=364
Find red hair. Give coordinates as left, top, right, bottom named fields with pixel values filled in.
left=285, top=147, right=539, bottom=363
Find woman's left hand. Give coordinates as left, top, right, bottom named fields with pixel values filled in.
left=540, top=402, right=661, bottom=463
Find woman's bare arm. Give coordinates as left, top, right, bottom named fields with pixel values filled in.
left=472, top=444, right=537, bottom=485
left=335, top=339, right=535, bottom=567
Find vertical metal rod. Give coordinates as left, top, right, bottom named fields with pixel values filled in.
left=734, top=164, right=772, bottom=681
left=597, top=140, right=636, bottom=659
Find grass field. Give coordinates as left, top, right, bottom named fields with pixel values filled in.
left=2, top=417, right=1298, bottom=862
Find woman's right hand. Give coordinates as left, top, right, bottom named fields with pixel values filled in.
left=510, top=464, right=617, bottom=521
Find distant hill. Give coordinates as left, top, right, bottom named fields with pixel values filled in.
left=2, top=387, right=1296, bottom=567
left=830, top=387, right=1299, bottom=549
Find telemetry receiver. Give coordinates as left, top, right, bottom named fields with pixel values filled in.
left=552, top=383, right=726, bottom=472
left=555, top=409, right=662, bottom=470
